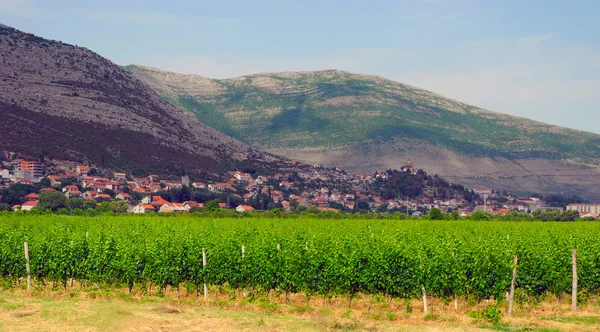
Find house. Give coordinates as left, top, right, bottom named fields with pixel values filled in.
left=76, top=166, right=89, bottom=175
left=192, top=182, right=207, bottom=189
left=21, top=200, right=38, bottom=211
left=236, top=205, right=255, bottom=213
left=64, top=190, right=82, bottom=199
left=159, top=202, right=189, bottom=213
left=282, top=201, right=291, bottom=211
left=580, top=212, right=599, bottom=219
left=400, top=160, right=414, bottom=173
left=62, top=185, right=79, bottom=193
left=115, top=193, right=131, bottom=202
left=24, top=193, right=39, bottom=201
left=113, top=172, right=127, bottom=180
left=183, top=201, right=203, bottom=209
left=208, top=183, right=234, bottom=192
left=234, top=172, right=253, bottom=183
left=94, top=194, right=112, bottom=202
left=132, top=204, right=156, bottom=214
left=82, top=191, right=97, bottom=200
left=218, top=202, right=227, bottom=208
left=279, top=181, right=293, bottom=189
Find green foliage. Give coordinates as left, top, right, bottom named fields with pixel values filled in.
left=468, top=303, right=502, bottom=325
left=131, top=65, right=600, bottom=164
left=428, top=208, right=444, bottom=220
left=0, top=203, right=11, bottom=211
left=205, top=199, right=221, bottom=212
left=0, top=215, right=599, bottom=308
left=37, top=191, right=67, bottom=212
left=471, top=211, right=491, bottom=221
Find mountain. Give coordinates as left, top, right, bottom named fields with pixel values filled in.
left=0, top=25, right=280, bottom=178
left=128, top=65, right=600, bottom=199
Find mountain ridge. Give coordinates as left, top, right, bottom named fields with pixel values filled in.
left=0, top=24, right=280, bottom=178
left=128, top=64, right=600, bottom=199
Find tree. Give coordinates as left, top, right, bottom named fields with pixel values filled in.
left=108, top=201, right=128, bottom=214
left=471, top=211, right=491, bottom=221
left=450, top=210, right=460, bottom=220
left=67, top=197, right=86, bottom=210
left=0, top=203, right=12, bottom=211
left=38, top=191, right=67, bottom=212
left=205, top=199, right=221, bottom=212
left=429, top=208, right=444, bottom=220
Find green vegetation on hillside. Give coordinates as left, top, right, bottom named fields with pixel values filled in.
left=129, top=66, right=600, bottom=161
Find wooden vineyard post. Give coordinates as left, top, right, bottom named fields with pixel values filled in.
left=202, top=248, right=208, bottom=298
left=24, top=242, right=31, bottom=292
left=508, top=255, right=518, bottom=316
left=422, top=287, right=428, bottom=314
left=572, top=249, right=577, bottom=312
left=242, top=244, right=246, bottom=297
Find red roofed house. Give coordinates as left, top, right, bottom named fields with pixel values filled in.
left=21, top=200, right=38, bottom=211
left=159, top=202, right=189, bottom=213
left=83, top=191, right=97, bottom=200
left=25, top=193, right=39, bottom=201
left=132, top=204, right=156, bottom=214
left=65, top=190, right=82, bottom=199
left=115, top=193, right=131, bottom=202
left=94, top=194, right=112, bottom=202
left=76, top=165, right=89, bottom=175
left=236, top=205, right=255, bottom=213
left=208, top=183, right=234, bottom=193
left=62, top=185, right=79, bottom=193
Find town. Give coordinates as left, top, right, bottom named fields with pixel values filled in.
left=0, top=155, right=593, bottom=219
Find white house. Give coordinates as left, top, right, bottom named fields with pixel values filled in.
left=132, top=204, right=156, bottom=214
left=236, top=205, right=255, bottom=213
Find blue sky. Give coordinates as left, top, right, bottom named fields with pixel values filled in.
left=1, top=0, right=599, bottom=133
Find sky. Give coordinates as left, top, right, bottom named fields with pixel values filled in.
left=1, top=0, right=599, bottom=133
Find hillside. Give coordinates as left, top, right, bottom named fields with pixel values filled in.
left=129, top=65, right=600, bottom=198
left=0, top=25, right=279, bottom=178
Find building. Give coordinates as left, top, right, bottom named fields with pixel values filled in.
left=236, top=205, right=255, bottom=213
left=567, top=204, right=600, bottom=215
left=21, top=200, right=38, bottom=211
left=208, top=183, right=234, bottom=192
left=115, top=193, right=131, bottom=202
left=17, top=161, right=43, bottom=178
left=132, top=204, right=156, bottom=214
left=159, top=202, right=189, bottom=213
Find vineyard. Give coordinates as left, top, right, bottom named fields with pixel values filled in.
left=1, top=214, right=599, bottom=311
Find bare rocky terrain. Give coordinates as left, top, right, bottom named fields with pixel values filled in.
left=0, top=25, right=280, bottom=177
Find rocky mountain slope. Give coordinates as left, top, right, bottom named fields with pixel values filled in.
left=0, top=25, right=280, bottom=178
left=129, top=65, right=600, bottom=198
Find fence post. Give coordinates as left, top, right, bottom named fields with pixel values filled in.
left=242, top=244, right=246, bottom=297
left=24, top=242, right=31, bottom=292
left=508, top=255, right=518, bottom=316
left=422, top=287, right=428, bottom=314
left=202, top=247, right=208, bottom=298
left=572, top=249, right=577, bottom=312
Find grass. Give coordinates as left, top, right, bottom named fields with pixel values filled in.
left=1, top=289, right=599, bottom=331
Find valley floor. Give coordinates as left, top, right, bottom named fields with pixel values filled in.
left=1, top=288, right=599, bottom=331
